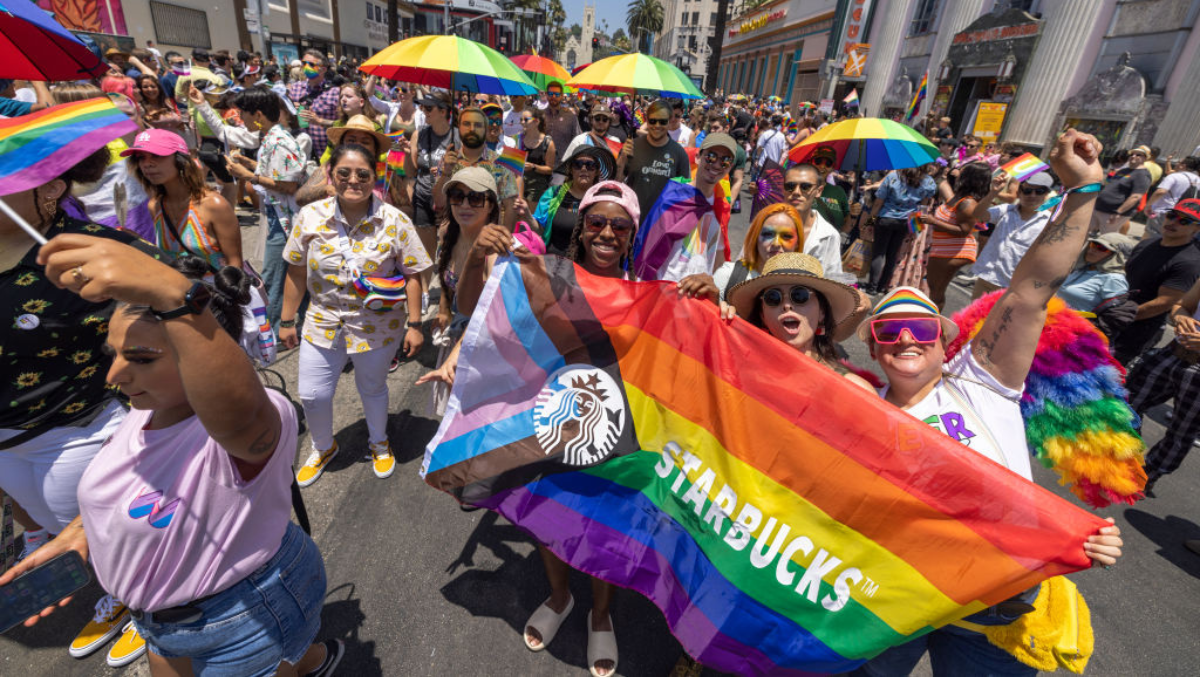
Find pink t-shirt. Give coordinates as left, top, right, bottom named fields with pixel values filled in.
left=77, top=390, right=298, bottom=612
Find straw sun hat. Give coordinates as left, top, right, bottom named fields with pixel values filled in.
left=727, top=253, right=864, bottom=334
left=327, top=114, right=391, bottom=153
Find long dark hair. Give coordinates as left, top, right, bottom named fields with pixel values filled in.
left=435, top=187, right=501, bottom=299
left=135, top=74, right=169, bottom=109
left=953, top=162, right=993, bottom=201
left=746, top=286, right=838, bottom=363
left=123, top=255, right=249, bottom=341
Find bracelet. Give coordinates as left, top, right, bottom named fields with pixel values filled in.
left=406, top=320, right=423, bottom=329
left=279, top=318, right=296, bottom=328
left=1038, top=182, right=1103, bottom=221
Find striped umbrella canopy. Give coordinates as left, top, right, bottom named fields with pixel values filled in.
left=360, top=35, right=538, bottom=96
left=510, top=53, right=571, bottom=91
left=0, top=0, right=106, bottom=80
left=568, top=53, right=703, bottom=99
left=788, top=117, right=940, bottom=172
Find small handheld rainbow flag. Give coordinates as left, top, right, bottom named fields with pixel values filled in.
left=843, top=88, right=859, bottom=106
left=496, top=146, right=528, bottom=177
left=907, top=214, right=924, bottom=234
left=0, top=98, right=138, bottom=196
left=605, top=137, right=624, bottom=160
left=385, top=129, right=406, bottom=141
left=386, top=149, right=406, bottom=176
left=905, top=71, right=928, bottom=122
left=999, top=152, right=1049, bottom=182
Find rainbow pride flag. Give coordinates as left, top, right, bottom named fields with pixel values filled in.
left=630, top=179, right=716, bottom=280
left=0, top=98, right=137, bottom=196
left=907, top=214, right=924, bottom=234
left=496, top=145, right=528, bottom=177
left=843, top=88, right=859, bottom=106
left=905, top=71, right=928, bottom=122
left=1000, top=152, right=1049, bottom=182
left=423, top=256, right=1107, bottom=676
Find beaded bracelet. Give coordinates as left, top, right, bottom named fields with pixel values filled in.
left=1037, top=182, right=1103, bottom=221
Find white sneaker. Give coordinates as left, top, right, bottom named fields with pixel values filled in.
left=16, top=528, right=48, bottom=562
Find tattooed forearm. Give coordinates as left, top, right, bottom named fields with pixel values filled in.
left=246, top=426, right=280, bottom=457
left=1032, top=275, right=1069, bottom=290
left=1034, top=217, right=1079, bottom=245
left=975, top=306, right=1015, bottom=367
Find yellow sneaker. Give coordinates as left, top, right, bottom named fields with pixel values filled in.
left=69, top=595, right=129, bottom=658
left=106, top=620, right=147, bottom=667
left=370, top=440, right=395, bottom=479
left=296, top=442, right=340, bottom=487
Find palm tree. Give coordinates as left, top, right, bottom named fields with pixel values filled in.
left=626, top=0, right=664, bottom=53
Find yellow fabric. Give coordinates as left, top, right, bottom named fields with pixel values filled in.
left=106, top=622, right=146, bottom=661
left=951, top=577, right=1093, bottom=674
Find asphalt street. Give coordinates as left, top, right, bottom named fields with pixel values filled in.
left=2, top=203, right=1198, bottom=677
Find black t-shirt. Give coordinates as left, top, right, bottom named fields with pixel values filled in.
left=624, top=135, right=691, bottom=221
left=547, top=191, right=582, bottom=257
left=1114, top=238, right=1200, bottom=357
left=2, top=215, right=162, bottom=435
left=1096, top=167, right=1152, bottom=215
left=733, top=109, right=753, bottom=133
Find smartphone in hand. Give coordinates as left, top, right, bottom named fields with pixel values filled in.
left=0, top=550, right=91, bottom=634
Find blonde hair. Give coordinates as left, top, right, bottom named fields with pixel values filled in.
left=52, top=82, right=104, bottom=104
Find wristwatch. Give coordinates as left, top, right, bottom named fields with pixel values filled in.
left=151, top=281, right=212, bottom=321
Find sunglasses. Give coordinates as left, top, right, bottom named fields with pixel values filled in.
left=592, top=115, right=611, bottom=123
left=334, top=168, right=374, bottom=183
left=646, top=117, right=669, bottom=126
left=584, top=213, right=634, bottom=234
left=548, top=91, right=562, bottom=97
left=1020, top=186, right=1050, bottom=196
left=1168, top=212, right=1200, bottom=227
left=702, top=151, right=732, bottom=168
left=447, top=189, right=490, bottom=207
left=812, top=157, right=834, bottom=167
left=784, top=180, right=817, bottom=193
left=870, top=317, right=942, bottom=344
left=486, top=115, right=502, bottom=124
left=420, top=104, right=434, bottom=112
left=522, top=117, right=535, bottom=123
left=572, top=159, right=600, bottom=172
left=761, top=286, right=813, bottom=308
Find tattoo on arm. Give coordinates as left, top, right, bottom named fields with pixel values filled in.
left=246, top=426, right=280, bottom=457
left=976, top=306, right=1015, bottom=367
left=1032, top=275, right=1069, bottom=290
left=1034, top=217, right=1077, bottom=245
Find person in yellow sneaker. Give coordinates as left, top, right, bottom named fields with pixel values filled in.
left=280, top=143, right=432, bottom=485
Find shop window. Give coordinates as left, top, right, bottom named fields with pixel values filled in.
left=149, top=1, right=211, bottom=48
left=908, top=0, right=939, bottom=36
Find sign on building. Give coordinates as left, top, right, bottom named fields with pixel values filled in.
left=973, top=102, right=1008, bottom=140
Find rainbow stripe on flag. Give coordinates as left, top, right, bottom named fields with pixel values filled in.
left=631, top=180, right=716, bottom=280
left=0, top=98, right=138, bottom=196
left=422, top=256, right=1107, bottom=676
left=843, top=88, right=859, bottom=106
left=495, top=145, right=528, bottom=178
left=905, top=71, right=928, bottom=122
left=907, top=214, right=924, bottom=234
left=1000, top=152, right=1049, bottom=182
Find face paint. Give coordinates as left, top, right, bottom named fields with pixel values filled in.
left=303, top=65, right=320, bottom=79
left=759, top=227, right=797, bottom=249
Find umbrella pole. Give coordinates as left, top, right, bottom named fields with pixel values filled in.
left=0, top=198, right=49, bottom=245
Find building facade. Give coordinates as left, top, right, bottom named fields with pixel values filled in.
left=857, top=0, right=1200, bottom=156
left=655, top=0, right=720, bottom=86
left=561, top=4, right=595, bottom=71
left=716, top=0, right=838, bottom=108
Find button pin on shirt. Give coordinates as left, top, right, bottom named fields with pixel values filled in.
left=16, top=313, right=40, bottom=330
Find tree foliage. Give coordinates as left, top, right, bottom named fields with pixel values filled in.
left=626, top=0, right=665, bottom=53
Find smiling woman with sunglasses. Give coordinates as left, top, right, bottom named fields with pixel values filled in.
left=280, top=144, right=431, bottom=486
left=849, top=130, right=1123, bottom=677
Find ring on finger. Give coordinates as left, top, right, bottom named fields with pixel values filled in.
left=71, top=265, right=91, bottom=286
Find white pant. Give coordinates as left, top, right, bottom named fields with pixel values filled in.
left=297, top=339, right=393, bottom=451
left=0, top=400, right=126, bottom=532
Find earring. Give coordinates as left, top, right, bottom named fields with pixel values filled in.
left=41, top=197, right=58, bottom=221
left=815, top=326, right=826, bottom=336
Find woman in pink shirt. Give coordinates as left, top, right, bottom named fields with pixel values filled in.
left=3, top=240, right=340, bottom=677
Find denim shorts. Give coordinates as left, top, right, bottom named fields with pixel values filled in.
left=131, top=523, right=326, bottom=675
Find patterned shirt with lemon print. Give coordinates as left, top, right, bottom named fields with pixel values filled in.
left=283, top=196, right=431, bottom=352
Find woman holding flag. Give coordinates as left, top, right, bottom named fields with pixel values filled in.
left=851, top=129, right=1124, bottom=677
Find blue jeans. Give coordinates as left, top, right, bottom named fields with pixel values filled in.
left=260, top=205, right=289, bottom=336
left=131, top=523, right=325, bottom=676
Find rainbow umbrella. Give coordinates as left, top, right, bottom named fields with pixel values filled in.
left=360, top=35, right=538, bottom=96
left=571, top=63, right=591, bottom=76
left=0, top=0, right=106, bottom=80
left=511, top=53, right=571, bottom=91
left=788, top=117, right=940, bottom=171
left=568, top=53, right=703, bottom=99
left=767, top=95, right=783, bottom=102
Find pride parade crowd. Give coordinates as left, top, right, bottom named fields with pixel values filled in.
left=9, top=36, right=1200, bottom=677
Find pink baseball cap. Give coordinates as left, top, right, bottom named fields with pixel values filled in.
left=120, top=129, right=189, bottom=158
left=579, top=181, right=641, bottom=225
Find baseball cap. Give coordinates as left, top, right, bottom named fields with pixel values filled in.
left=120, top=129, right=190, bottom=158
left=192, top=48, right=211, bottom=62
left=1130, top=145, right=1152, bottom=158
left=480, top=102, right=503, bottom=118
left=579, top=181, right=640, bottom=226
left=1025, top=171, right=1054, bottom=188
left=1172, top=198, right=1200, bottom=222
left=443, top=166, right=498, bottom=198
left=418, top=90, right=453, bottom=109
left=699, top=132, right=738, bottom=157
left=591, top=102, right=613, bottom=118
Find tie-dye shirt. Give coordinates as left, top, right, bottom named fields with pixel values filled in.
left=283, top=196, right=432, bottom=352
left=76, top=390, right=298, bottom=612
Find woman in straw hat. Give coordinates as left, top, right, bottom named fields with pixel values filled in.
left=726, top=252, right=874, bottom=390
left=295, top=114, right=392, bottom=209
left=849, top=130, right=1123, bottom=677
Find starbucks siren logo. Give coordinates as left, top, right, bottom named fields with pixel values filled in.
left=534, top=365, right=625, bottom=465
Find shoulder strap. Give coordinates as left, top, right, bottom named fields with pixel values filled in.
left=161, top=201, right=219, bottom=273
left=725, top=261, right=751, bottom=297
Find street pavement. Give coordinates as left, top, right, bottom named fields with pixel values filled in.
left=2, top=204, right=1199, bottom=677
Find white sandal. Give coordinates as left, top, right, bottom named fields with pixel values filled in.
left=523, top=595, right=574, bottom=652
left=587, top=611, right=618, bottom=677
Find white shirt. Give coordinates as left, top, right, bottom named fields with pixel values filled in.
left=755, top=128, right=787, bottom=166
left=974, top=204, right=1052, bottom=288
left=669, top=124, right=694, bottom=147
left=657, top=195, right=725, bottom=283
left=805, top=212, right=845, bottom=281
left=503, top=107, right=525, bottom=138
left=880, top=343, right=1032, bottom=481
left=1149, top=171, right=1200, bottom=215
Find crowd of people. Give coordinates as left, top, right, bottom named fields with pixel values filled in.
left=12, top=35, right=1200, bottom=677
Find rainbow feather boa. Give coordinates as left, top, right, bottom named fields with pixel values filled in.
left=944, top=292, right=1147, bottom=508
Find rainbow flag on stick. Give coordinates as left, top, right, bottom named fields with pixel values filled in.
left=423, top=256, right=1108, bottom=676
left=0, top=98, right=138, bottom=196
left=905, top=71, right=928, bottom=122
left=999, top=152, right=1049, bottom=182
left=495, top=145, right=528, bottom=178
left=843, top=88, right=859, bottom=107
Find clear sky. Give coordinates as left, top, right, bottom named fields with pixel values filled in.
left=562, top=0, right=629, bottom=39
